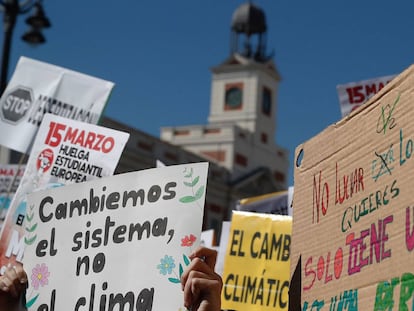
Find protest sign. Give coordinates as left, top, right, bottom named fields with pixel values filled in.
left=291, top=65, right=414, bottom=310
left=0, top=164, right=26, bottom=229
left=200, top=229, right=215, bottom=247
left=0, top=113, right=129, bottom=271
left=336, top=74, right=396, bottom=118
left=0, top=56, right=114, bottom=153
left=22, top=162, right=209, bottom=310
left=216, top=221, right=231, bottom=277
left=237, top=190, right=290, bottom=215
left=222, top=211, right=291, bottom=311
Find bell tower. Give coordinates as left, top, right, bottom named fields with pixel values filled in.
left=230, top=1, right=269, bottom=61
left=208, top=2, right=281, bottom=146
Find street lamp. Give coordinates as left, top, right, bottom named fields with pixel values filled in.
left=0, top=0, right=51, bottom=95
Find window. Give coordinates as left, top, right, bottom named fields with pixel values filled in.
left=262, top=87, right=272, bottom=116
left=204, top=128, right=221, bottom=134
left=235, top=153, right=248, bottom=167
left=173, top=130, right=190, bottom=136
left=202, top=150, right=226, bottom=162
left=274, top=171, right=285, bottom=183
left=261, top=133, right=268, bottom=143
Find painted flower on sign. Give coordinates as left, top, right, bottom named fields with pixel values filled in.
left=181, top=234, right=196, bottom=247
left=31, top=263, right=50, bottom=290
left=157, top=255, right=176, bottom=275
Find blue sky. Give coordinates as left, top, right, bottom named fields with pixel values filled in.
left=5, top=1, right=414, bottom=186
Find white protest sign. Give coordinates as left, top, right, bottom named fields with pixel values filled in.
left=0, top=114, right=129, bottom=270
left=23, top=162, right=208, bottom=310
left=200, top=229, right=215, bottom=247
left=336, top=74, right=396, bottom=118
left=216, top=221, right=231, bottom=276
left=0, top=56, right=114, bottom=153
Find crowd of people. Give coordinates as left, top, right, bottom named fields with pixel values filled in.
left=0, top=246, right=223, bottom=311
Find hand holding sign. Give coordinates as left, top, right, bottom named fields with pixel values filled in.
left=0, top=264, right=27, bottom=311
left=181, top=246, right=223, bottom=311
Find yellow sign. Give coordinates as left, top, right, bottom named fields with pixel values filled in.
left=221, top=211, right=292, bottom=311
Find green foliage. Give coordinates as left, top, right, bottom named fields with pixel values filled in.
left=184, top=176, right=199, bottom=187
left=26, top=294, right=39, bottom=308
left=167, top=254, right=191, bottom=284
left=183, top=254, right=190, bottom=266
left=168, top=277, right=181, bottom=283
left=24, top=205, right=37, bottom=246
left=179, top=263, right=184, bottom=278
left=184, top=168, right=193, bottom=178
left=179, top=167, right=205, bottom=204
left=24, top=235, right=36, bottom=245
left=25, top=223, right=38, bottom=233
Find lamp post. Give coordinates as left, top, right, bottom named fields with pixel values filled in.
left=0, top=0, right=50, bottom=95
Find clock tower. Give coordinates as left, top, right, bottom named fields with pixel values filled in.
left=161, top=2, right=288, bottom=193
left=208, top=2, right=281, bottom=147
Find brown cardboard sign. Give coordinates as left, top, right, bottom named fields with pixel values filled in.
left=291, top=65, right=414, bottom=310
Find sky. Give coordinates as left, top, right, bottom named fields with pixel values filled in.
left=5, top=0, right=414, bottom=186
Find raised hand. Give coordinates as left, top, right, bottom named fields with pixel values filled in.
left=0, top=264, right=28, bottom=311
left=181, top=247, right=223, bottom=311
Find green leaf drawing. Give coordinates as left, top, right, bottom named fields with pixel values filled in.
left=25, top=235, right=37, bottom=245
left=183, top=254, right=190, bottom=266
left=26, top=212, right=34, bottom=222
left=180, top=167, right=205, bottom=205
left=168, top=277, right=181, bottom=284
left=25, top=223, right=38, bottom=233
left=194, top=186, right=205, bottom=200
left=25, top=204, right=38, bottom=245
left=179, top=263, right=184, bottom=278
left=26, top=294, right=39, bottom=308
left=183, top=176, right=199, bottom=187
left=184, top=168, right=193, bottom=178
left=179, top=196, right=196, bottom=203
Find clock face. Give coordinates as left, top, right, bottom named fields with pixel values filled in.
left=225, top=87, right=242, bottom=109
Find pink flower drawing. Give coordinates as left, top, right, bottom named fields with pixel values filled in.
left=181, top=234, right=196, bottom=247
left=31, top=263, right=50, bottom=290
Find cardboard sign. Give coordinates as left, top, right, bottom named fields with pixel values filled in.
left=0, top=114, right=129, bottom=270
left=222, top=211, right=292, bottom=311
left=336, top=74, right=396, bottom=118
left=292, top=65, right=414, bottom=310
left=23, top=162, right=208, bottom=310
left=0, top=164, right=26, bottom=229
left=0, top=56, right=114, bottom=153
